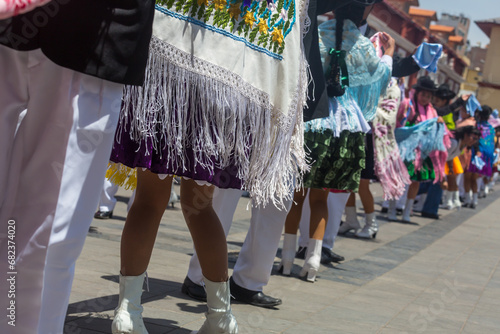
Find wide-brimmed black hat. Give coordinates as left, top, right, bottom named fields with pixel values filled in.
left=435, top=84, right=456, bottom=100
left=412, top=76, right=437, bottom=92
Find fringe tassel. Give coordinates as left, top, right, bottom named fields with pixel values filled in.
left=375, top=153, right=411, bottom=201
left=106, top=163, right=137, bottom=190
left=115, top=35, right=309, bottom=208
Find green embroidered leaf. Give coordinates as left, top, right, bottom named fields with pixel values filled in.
left=220, top=12, right=231, bottom=29
left=183, top=0, right=193, bottom=15
left=278, top=43, right=285, bottom=55
left=203, top=4, right=214, bottom=22
left=283, top=20, right=290, bottom=33
left=196, top=4, right=205, bottom=19
left=244, top=23, right=251, bottom=37
left=258, top=1, right=266, bottom=15
left=277, top=0, right=283, bottom=11
left=261, top=36, right=269, bottom=48
left=165, top=0, right=176, bottom=9
left=270, top=13, right=279, bottom=26
left=288, top=1, right=295, bottom=20
left=249, top=27, right=259, bottom=43
left=175, top=0, right=183, bottom=11
left=189, top=1, right=199, bottom=17
left=273, top=41, right=279, bottom=53
left=213, top=10, right=221, bottom=26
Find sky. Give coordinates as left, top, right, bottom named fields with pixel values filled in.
left=418, top=0, right=496, bottom=47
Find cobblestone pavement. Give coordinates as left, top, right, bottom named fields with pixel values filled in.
left=65, top=182, right=500, bottom=333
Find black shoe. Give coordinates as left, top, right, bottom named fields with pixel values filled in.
left=229, top=277, right=281, bottom=308
left=181, top=276, right=207, bottom=302
left=295, top=246, right=307, bottom=259
left=321, top=247, right=344, bottom=264
left=380, top=207, right=388, bottom=213
left=94, top=210, right=113, bottom=219
left=421, top=212, right=439, bottom=219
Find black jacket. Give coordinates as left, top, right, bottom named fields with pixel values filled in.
left=0, top=0, right=155, bottom=86
left=304, top=0, right=352, bottom=122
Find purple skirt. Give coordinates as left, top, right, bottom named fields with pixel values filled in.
left=110, top=113, right=245, bottom=190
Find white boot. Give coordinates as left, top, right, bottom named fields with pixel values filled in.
left=452, top=191, right=461, bottom=210
left=472, top=192, right=479, bottom=208
left=193, top=278, right=238, bottom=334
left=338, top=206, right=360, bottom=234
left=440, top=191, right=453, bottom=210
left=278, top=233, right=296, bottom=276
left=299, top=238, right=322, bottom=282
left=402, top=199, right=414, bottom=223
left=355, top=213, right=378, bottom=239
left=112, top=272, right=148, bottom=334
left=387, top=200, right=398, bottom=221
left=413, top=194, right=426, bottom=213
left=462, top=191, right=472, bottom=208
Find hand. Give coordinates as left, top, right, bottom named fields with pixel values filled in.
left=380, top=32, right=395, bottom=57
left=461, top=94, right=471, bottom=101
left=441, top=180, right=448, bottom=190
left=437, top=116, right=445, bottom=123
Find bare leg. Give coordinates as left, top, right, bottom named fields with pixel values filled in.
left=471, top=173, right=479, bottom=193
left=180, top=179, right=228, bottom=282
left=407, top=181, right=420, bottom=200
left=308, top=188, right=330, bottom=240
left=464, top=172, right=472, bottom=193
left=121, top=170, right=173, bottom=276
left=448, top=174, right=458, bottom=191
left=346, top=192, right=356, bottom=207
left=284, top=189, right=308, bottom=235
left=358, top=179, right=374, bottom=214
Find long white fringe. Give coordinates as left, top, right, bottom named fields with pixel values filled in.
left=116, top=36, right=309, bottom=208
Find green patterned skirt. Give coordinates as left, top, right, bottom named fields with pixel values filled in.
left=303, top=130, right=365, bottom=192
left=406, top=157, right=435, bottom=182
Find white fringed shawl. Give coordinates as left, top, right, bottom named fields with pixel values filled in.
left=372, top=78, right=411, bottom=200
left=116, top=1, right=310, bottom=207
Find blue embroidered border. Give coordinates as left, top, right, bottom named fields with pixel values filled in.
left=155, top=5, right=283, bottom=61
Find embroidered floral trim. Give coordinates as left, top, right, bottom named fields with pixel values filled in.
left=155, top=0, right=296, bottom=56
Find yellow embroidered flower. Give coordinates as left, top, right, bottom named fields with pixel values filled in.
left=213, top=0, right=226, bottom=11
left=228, top=4, right=241, bottom=19
left=243, top=10, right=256, bottom=27
left=257, top=18, right=268, bottom=35
left=271, top=29, right=284, bottom=46
left=197, top=0, right=209, bottom=6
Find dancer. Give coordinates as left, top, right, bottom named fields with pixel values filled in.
left=0, top=1, right=156, bottom=333
left=464, top=105, right=495, bottom=208
left=395, top=76, right=447, bottom=223
left=108, top=2, right=310, bottom=333
left=281, top=0, right=392, bottom=282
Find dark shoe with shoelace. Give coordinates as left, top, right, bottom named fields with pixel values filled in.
left=94, top=210, right=113, bottom=219
left=321, top=247, right=345, bottom=263
left=230, top=277, right=281, bottom=308
left=181, top=276, right=207, bottom=302
left=295, top=246, right=307, bottom=259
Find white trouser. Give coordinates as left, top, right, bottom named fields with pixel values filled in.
left=99, top=178, right=119, bottom=212
left=457, top=173, right=465, bottom=197
left=298, top=192, right=350, bottom=249
left=0, top=46, right=123, bottom=334
left=187, top=188, right=292, bottom=292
